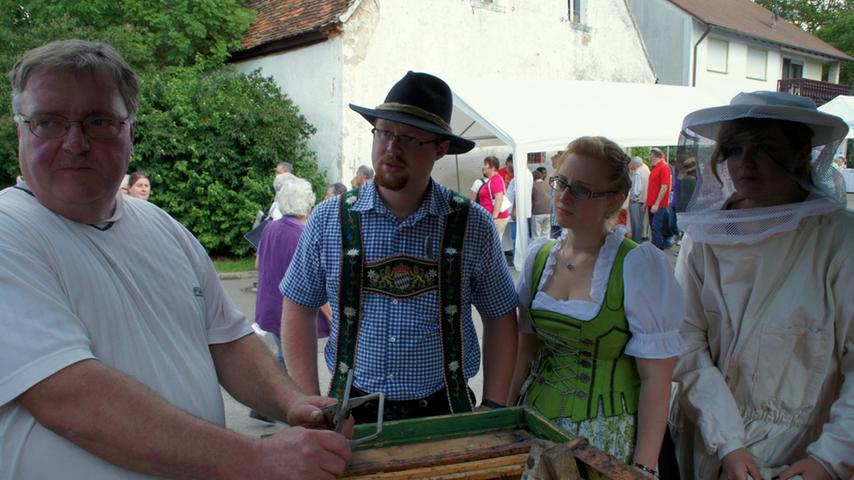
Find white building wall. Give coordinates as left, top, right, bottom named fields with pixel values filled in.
left=691, top=25, right=835, bottom=102
left=232, top=38, right=345, bottom=182
left=626, top=0, right=692, bottom=85
left=693, top=28, right=783, bottom=100
left=340, top=0, right=656, bottom=190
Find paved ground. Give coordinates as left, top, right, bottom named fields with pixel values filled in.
left=222, top=193, right=853, bottom=437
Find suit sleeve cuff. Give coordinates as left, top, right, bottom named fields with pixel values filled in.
left=716, top=440, right=745, bottom=461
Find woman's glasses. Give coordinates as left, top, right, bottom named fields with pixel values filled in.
left=549, top=176, right=617, bottom=200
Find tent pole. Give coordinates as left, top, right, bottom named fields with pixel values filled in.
left=454, top=120, right=477, bottom=194
left=455, top=155, right=461, bottom=192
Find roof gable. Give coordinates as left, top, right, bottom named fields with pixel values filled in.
left=238, top=0, right=354, bottom=57
left=669, top=0, right=852, bottom=60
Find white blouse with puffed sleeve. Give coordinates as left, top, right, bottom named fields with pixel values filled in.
left=516, top=228, right=686, bottom=359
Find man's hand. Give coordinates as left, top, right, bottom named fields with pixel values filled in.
left=252, top=426, right=352, bottom=480
left=721, top=448, right=763, bottom=480
left=650, top=205, right=659, bottom=214
left=286, top=394, right=354, bottom=438
left=777, top=457, right=831, bottom=480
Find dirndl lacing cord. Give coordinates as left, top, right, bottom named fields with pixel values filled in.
left=520, top=327, right=588, bottom=414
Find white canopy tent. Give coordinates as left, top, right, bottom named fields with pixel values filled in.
left=820, top=95, right=854, bottom=193
left=448, top=79, right=726, bottom=269
left=819, top=95, right=854, bottom=140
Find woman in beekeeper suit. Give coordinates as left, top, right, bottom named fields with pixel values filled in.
left=671, top=91, right=852, bottom=480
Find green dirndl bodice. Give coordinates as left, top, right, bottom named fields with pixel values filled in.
left=519, top=238, right=641, bottom=464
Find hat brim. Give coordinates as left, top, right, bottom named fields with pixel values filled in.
left=683, top=104, right=849, bottom=145
left=349, top=104, right=475, bottom=155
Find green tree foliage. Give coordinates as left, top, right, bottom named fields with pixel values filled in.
left=753, top=0, right=849, bottom=32
left=754, top=0, right=854, bottom=86
left=815, top=13, right=854, bottom=87
left=1, top=1, right=326, bottom=256
left=1, top=0, right=255, bottom=70
left=134, top=67, right=323, bottom=257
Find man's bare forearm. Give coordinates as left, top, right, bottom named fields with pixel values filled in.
left=19, top=359, right=255, bottom=479
left=653, top=184, right=668, bottom=209
left=481, top=311, right=518, bottom=404
left=508, top=329, right=542, bottom=405
left=210, top=333, right=302, bottom=421
left=282, top=299, right=322, bottom=395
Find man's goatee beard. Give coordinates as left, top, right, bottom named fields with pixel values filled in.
left=375, top=153, right=408, bottom=191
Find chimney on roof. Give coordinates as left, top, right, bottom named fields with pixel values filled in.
left=771, top=9, right=778, bottom=30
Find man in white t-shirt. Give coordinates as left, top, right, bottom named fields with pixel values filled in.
left=1, top=39, right=351, bottom=480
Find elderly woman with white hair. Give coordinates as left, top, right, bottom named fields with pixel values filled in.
left=251, top=175, right=331, bottom=423
left=249, top=173, right=332, bottom=422
left=267, top=172, right=293, bottom=220
left=256, top=175, right=331, bottom=348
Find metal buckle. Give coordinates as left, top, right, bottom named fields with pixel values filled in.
left=320, top=370, right=385, bottom=447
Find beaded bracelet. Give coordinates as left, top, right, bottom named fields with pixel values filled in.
left=631, top=462, right=658, bottom=477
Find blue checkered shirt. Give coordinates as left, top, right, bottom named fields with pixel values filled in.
left=281, top=179, right=517, bottom=400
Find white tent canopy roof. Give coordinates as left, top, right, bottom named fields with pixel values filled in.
left=450, top=79, right=727, bottom=151
left=819, top=95, right=854, bottom=139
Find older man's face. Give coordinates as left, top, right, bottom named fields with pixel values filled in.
left=16, top=69, right=132, bottom=219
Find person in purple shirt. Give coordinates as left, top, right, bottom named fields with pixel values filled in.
left=253, top=174, right=331, bottom=421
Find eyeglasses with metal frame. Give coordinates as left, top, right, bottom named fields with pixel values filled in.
left=549, top=176, right=618, bottom=200
left=371, top=127, right=441, bottom=149
left=15, top=113, right=130, bottom=140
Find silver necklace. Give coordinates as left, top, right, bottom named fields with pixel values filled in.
left=563, top=252, right=594, bottom=271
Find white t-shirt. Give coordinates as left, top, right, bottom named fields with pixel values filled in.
left=516, top=228, right=685, bottom=359
left=0, top=185, right=252, bottom=479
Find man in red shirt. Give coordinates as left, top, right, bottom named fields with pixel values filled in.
left=645, top=147, right=673, bottom=249
left=498, top=154, right=514, bottom=185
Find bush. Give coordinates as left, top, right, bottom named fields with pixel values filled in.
left=132, top=67, right=324, bottom=257
left=0, top=0, right=257, bottom=189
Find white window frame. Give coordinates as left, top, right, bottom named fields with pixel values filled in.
left=569, top=0, right=582, bottom=23
left=782, top=57, right=804, bottom=79
left=746, top=46, right=767, bottom=81
left=567, top=0, right=590, bottom=30
left=706, top=38, right=729, bottom=74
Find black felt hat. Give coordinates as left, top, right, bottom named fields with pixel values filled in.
left=349, top=71, right=475, bottom=154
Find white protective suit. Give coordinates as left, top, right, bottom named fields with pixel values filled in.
left=672, top=209, right=854, bottom=479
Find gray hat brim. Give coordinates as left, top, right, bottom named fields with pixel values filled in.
left=682, top=92, right=849, bottom=145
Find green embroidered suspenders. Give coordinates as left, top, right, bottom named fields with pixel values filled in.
left=329, top=189, right=473, bottom=413
left=439, top=193, right=473, bottom=413
left=328, top=189, right=364, bottom=395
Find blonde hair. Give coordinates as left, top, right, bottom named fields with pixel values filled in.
left=557, top=136, right=632, bottom=196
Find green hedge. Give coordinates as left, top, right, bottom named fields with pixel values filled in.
left=1, top=1, right=326, bottom=257
left=132, top=66, right=325, bottom=257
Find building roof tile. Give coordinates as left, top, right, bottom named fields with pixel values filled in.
left=668, top=0, right=852, bottom=60
left=240, top=0, right=353, bottom=52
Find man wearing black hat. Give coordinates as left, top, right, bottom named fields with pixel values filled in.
left=282, top=72, right=518, bottom=421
